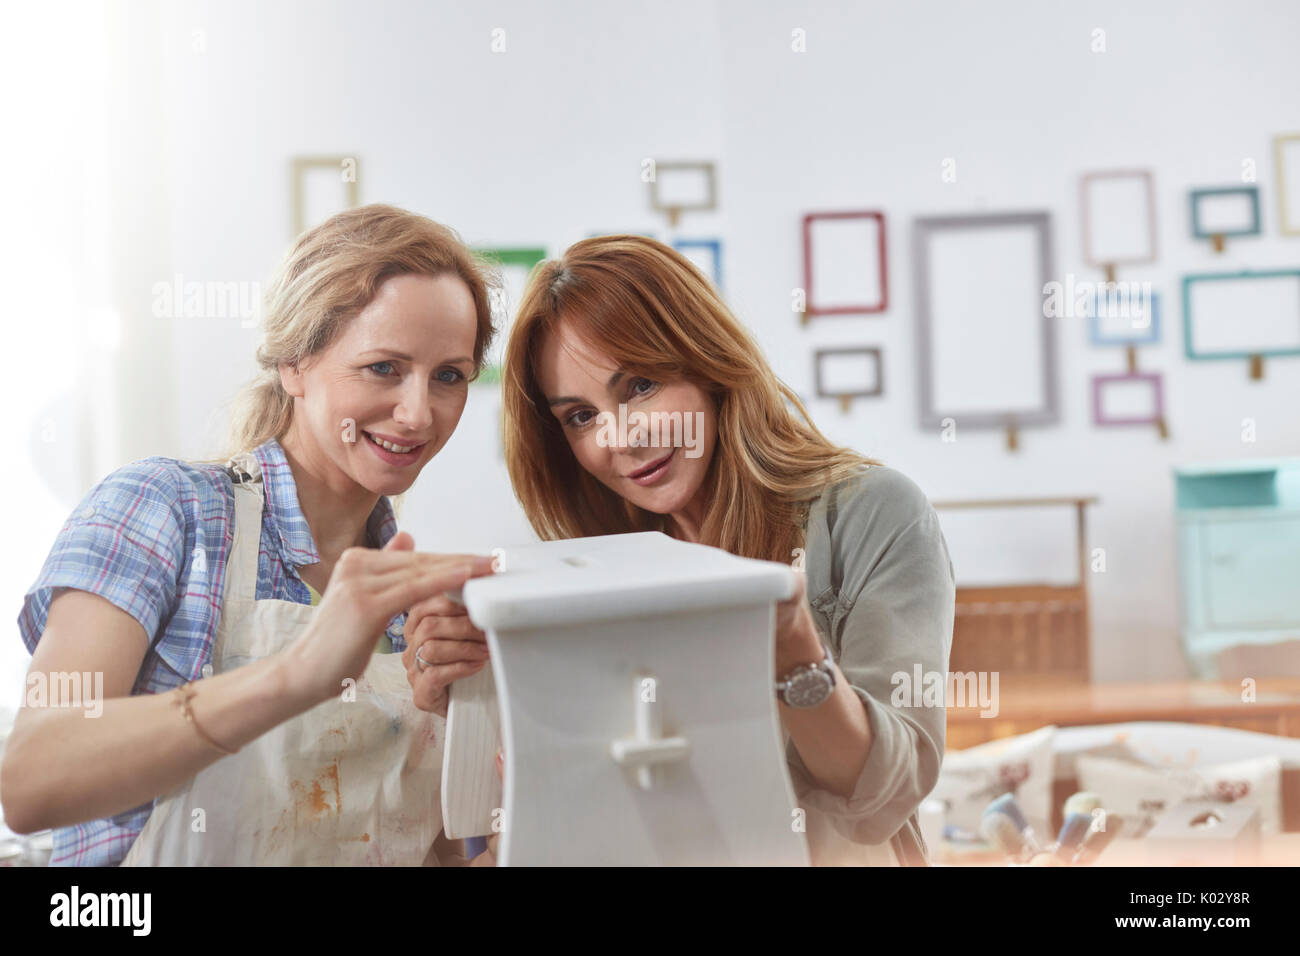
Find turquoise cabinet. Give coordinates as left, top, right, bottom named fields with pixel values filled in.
left=1175, top=459, right=1300, bottom=677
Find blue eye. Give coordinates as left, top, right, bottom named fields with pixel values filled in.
left=437, top=368, right=466, bottom=384
left=629, top=377, right=657, bottom=398
left=367, top=361, right=395, bottom=376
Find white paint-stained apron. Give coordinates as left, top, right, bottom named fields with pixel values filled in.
left=122, top=454, right=445, bottom=866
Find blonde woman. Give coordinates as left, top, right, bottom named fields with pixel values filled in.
left=3, top=204, right=496, bottom=866
left=406, top=235, right=956, bottom=866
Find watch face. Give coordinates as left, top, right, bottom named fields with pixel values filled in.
left=786, top=670, right=833, bottom=708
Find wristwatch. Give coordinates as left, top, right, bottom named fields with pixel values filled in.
left=775, top=647, right=836, bottom=708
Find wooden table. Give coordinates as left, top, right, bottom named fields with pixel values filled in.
left=946, top=678, right=1300, bottom=750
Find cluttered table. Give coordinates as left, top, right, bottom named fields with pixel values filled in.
left=938, top=677, right=1300, bottom=867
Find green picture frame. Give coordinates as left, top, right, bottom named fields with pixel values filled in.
left=473, top=247, right=548, bottom=385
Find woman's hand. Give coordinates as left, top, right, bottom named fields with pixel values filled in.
left=773, top=569, right=828, bottom=677
left=283, top=532, right=495, bottom=706
left=403, top=581, right=493, bottom=716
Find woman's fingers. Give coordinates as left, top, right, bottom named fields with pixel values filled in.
left=406, top=596, right=482, bottom=657
left=409, top=659, right=488, bottom=713
left=408, top=674, right=448, bottom=715
left=410, top=613, right=486, bottom=645
left=411, top=637, right=489, bottom=665
left=409, top=593, right=469, bottom=619
left=376, top=559, right=493, bottom=620
left=342, top=547, right=492, bottom=575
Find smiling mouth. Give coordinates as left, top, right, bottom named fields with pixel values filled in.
left=627, top=450, right=674, bottom=480
left=364, top=431, right=427, bottom=455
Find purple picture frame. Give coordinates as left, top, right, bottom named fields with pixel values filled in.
left=1091, top=371, right=1164, bottom=426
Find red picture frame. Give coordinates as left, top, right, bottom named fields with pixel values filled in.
left=801, top=210, right=889, bottom=318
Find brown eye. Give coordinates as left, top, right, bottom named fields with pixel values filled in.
left=564, top=409, right=595, bottom=428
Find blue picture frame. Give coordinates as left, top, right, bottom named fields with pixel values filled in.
left=1088, top=289, right=1161, bottom=346
left=1189, top=186, right=1261, bottom=241
left=671, top=238, right=723, bottom=290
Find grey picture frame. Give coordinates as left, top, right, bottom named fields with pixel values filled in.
left=813, top=346, right=884, bottom=410
left=913, top=211, right=1059, bottom=431
left=648, top=161, right=717, bottom=226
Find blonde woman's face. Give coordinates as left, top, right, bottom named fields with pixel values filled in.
left=536, top=321, right=717, bottom=519
left=280, top=272, right=477, bottom=496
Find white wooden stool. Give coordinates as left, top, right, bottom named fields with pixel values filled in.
left=440, top=531, right=811, bottom=866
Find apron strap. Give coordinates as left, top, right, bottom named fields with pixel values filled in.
left=223, top=453, right=266, bottom=604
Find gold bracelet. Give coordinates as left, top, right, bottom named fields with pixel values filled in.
left=173, top=681, right=239, bottom=755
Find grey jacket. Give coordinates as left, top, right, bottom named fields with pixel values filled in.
left=786, top=464, right=956, bottom=866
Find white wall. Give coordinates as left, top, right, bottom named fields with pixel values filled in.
left=45, top=0, right=1300, bottom=687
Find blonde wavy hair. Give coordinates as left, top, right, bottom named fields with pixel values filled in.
left=224, top=204, right=498, bottom=458
left=502, top=235, right=875, bottom=565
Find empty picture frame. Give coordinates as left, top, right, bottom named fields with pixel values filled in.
left=1080, top=170, right=1157, bottom=280
left=801, top=211, right=889, bottom=320
left=291, top=156, right=360, bottom=235
left=474, top=247, right=547, bottom=385
left=814, top=347, right=882, bottom=412
left=1089, top=288, right=1161, bottom=346
left=1091, top=371, right=1167, bottom=438
left=672, top=238, right=723, bottom=289
left=1189, top=186, right=1261, bottom=251
left=1275, top=132, right=1300, bottom=236
left=648, top=161, right=716, bottom=226
left=913, top=211, right=1059, bottom=434
left=1182, top=269, right=1300, bottom=379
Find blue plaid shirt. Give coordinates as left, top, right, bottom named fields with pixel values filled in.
left=17, top=438, right=409, bottom=866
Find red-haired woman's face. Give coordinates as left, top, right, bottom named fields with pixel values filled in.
left=279, top=272, right=477, bottom=497
left=536, top=321, right=717, bottom=538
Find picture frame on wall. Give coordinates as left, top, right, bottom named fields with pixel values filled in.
left=1182, top=269, right=1300, bottom=380
left=648, top=161, right=717, bottom=227
left=291, top=155, right=361, bottom=236
left=1089, top=288, right=1161, bottom=346
left=912, top=211, right=1059, bottom=450
left=1091, top=371, right=1168, bottom=439
left=1274, top=132, right=1300, bottom=236
left=671, top=238, right=723, bottom=290
left=1188, top=185, right=1261, bottom=252
left=473, top=247, right=548, bottom=385
left=800, top=210, right=888, bottom=323
left=813, top=346, right=883, bottom=413
left=1080, top=169, right=1158, bottom=283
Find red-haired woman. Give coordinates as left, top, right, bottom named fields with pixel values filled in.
left=406, top=235, right=956, bottom=866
